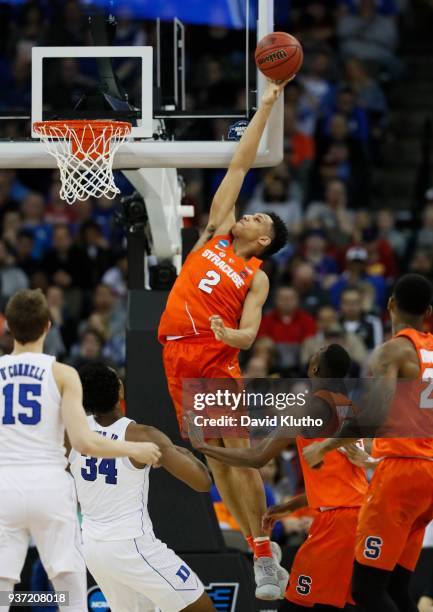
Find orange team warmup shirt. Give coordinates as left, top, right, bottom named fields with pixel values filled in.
left=372, top=328, right=433, bottom=459
left=286, top=390, right=368, bottom=608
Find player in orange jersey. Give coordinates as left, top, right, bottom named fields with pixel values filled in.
left=303, top=273, right=433, bottom=612
left=158, top=79, right=290, bottom=600
left=187, top=344, right=369, bottom=610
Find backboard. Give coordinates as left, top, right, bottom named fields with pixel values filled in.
left=0, top=0, right=283, bottom=169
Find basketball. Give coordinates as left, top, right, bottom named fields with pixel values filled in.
left=255, top=32, right=303, bottom=82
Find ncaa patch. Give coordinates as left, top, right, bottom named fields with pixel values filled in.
left=87, top=586, right=110, bottom=612
left=205, top=582, right=239, bottom=612
left=218, top=239, right=230, bottom=248
left=228, top=120, right=249, bottom=141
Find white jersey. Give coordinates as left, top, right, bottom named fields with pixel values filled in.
left=0, top=352, right=66, bottom=468
left=70, top=415, right=153, bottom=541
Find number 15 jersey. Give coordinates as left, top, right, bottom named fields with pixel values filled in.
left=0, top=352, right=66, bottom=468
left=158, top=234, right=262, bottom=343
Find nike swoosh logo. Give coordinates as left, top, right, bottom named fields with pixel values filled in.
left=228, top=365, right=235, bottom=370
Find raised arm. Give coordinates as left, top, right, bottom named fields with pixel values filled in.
left=192, top=80, right=287, bottom=251
left=209, top=270, right=269, bottom=350
left=125, top=423, right=212, bottom=492
left=55, top=363, right=161, bottom=465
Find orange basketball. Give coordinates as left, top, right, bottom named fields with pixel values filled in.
left=255, top=32, right=303, bottom=82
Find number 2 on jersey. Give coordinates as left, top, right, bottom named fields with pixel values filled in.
left=2, top=383, right=41, bottom=425
left=198, top=270, right=221, bottom=294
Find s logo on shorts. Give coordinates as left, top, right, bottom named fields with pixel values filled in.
left=364, top=536, right=383, bottom=560
left=296, top=575, right=312, bottom=596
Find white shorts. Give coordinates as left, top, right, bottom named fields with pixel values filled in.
left=0, top=466, right=85, bottom=582
left=83, top=532, right=204, bottom=612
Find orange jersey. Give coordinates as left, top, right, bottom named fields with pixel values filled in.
left=373, top=328, right=433, bottom=459
left=158, top=234, right=262, bottom=343
left=297, top=390, right=368, bottom=510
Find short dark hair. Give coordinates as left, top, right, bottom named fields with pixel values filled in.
left=262, top=212, right=289, bottom=257
left=79, top=362, right=120, bottom=414
left=319, top=344, right=351, bottom=378
left=393, top=274, right=433, bottom=316
left=6, top=289, right=50, bottom=344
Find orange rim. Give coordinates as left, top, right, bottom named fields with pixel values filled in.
left=33, top=119, right=132, bottom=138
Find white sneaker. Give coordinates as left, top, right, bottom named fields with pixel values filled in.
left=254, top=556, right=281, bottom=601
left=271, top=541, right=289, bottom=598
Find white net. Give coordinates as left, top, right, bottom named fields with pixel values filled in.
left=34, top=121, right=132, bottom=205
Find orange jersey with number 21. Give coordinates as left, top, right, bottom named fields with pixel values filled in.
left=158, top=234, right=262, bottom=343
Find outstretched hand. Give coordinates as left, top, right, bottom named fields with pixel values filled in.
left=261, top=77, right=293, bottom=106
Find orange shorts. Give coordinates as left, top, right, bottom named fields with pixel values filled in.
left=355, top=457, right=433, bottom=571
left=162, top=336, right=242, bottom=430
left=286, top=507, right=359, bottom=608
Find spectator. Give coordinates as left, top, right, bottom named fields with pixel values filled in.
left=102, top=251, right=128, bottom=300
left=337, top=0, right=399, bottom=71
left=244, top=167, right=302, bottom=228
left=290, top=261, right=331, bottom=315
left=300, top=230, right=339, bottom=280
left=329, top=246, right=388, bottom=309
left=44, top=286, right=67, bottom=359
left=78, top=220, right=115, bottom=286
left=43, top=223, right=89, bottom=288
left=0, top=170, right=18, bottom=221
left=305, top=179, right=353, bottom=241
left=340, top=287, right=383, bottom=349
left=323, top=87, right=370, bottom=146
left=13, top=230, right=38, bottom=277
left=20, top=192, right=52, bottom=259
left=249, top=337, right=279, bottom=375
left=344, top=57, right=388, bottom=115
left=300, top=304, right=368, bottom=369
left=0, top=238, right=28, bottom=299
left=284, top=104, right=316, bottom=184
left=81, top=283, right=126, bottom=343
left=412, top=204, right=433, bottom=252
left=68, top=327, right=106, bottom=369
left=243, top=356, right=270, bottom=378
left=409, top=251, right=433, bottom=283
left=376, top=209, right=407, bottom=259
left=259, top=287, right=317, bottom=373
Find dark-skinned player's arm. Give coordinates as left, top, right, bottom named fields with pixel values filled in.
left=303, top=339, right=401, bottom=469
left=55, top=363, right=161, bottom=465
left=262, top=493, right=308, bottom=532
left=209, top=270, right=269, bottom=350
left=125, top=423, right=212, bottom=492
left=186, top=397, right=333, bottom=468
left=191, top=79, right=288, bottom=252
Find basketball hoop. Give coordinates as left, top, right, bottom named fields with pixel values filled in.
left=33, top=120, right=132, bottom=205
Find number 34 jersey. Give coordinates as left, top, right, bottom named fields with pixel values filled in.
left=158, top=234, right=262, bottom=343
left=0, top=353, right=66, bottom=468
left=69, top=416, right=153, bottom=541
